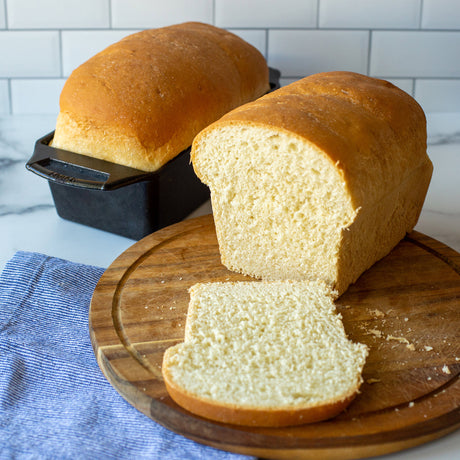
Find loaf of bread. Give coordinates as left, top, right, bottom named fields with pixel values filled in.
left=52, top=22, right=269, bottom=172
left=191, top=71, right=433, bottom=295
left=162, top=280, right=368, bottom=427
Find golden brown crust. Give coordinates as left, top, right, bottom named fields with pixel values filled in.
left=53, top=22, right=269, bottom=171
left=190, top=71, right=432, bottom=295
left=192, top=71, right=430, bottom=208
left=162, top=350, right=359, bottom=427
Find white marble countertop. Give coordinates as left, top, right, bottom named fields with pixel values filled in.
left=1, top=113, right=459, bottom=459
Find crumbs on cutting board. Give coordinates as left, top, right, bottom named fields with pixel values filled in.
left=368, top=308, right=385, bottom=318
left=362, top=326, right=417, bottom=350
left=356, top=310, right=446, bottom=353
left=442, top=365, right=451, bottom=374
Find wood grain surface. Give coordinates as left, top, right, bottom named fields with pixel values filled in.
left=89, top=214, right=460, bottom=460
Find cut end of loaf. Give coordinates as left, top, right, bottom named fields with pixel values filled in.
left=162, top=280, right=368, bottom=427
left=192, top=123, right=357, bottom=292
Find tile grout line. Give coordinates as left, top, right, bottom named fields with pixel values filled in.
left=3, top=0, right=8, bottom=29
left=4, top=26, right=460, bottom=33
left=367, top=29, right=372, bottom=76
left=265, top=28, right=269, bottom=61
left=414, top=0, right=421, bottom=108
left=58, top=29, right=63, bottom=78
left=4, top=0, right=11, bottom=113
left=419, top=0, right=424, bottom=29
left=108, top=0, right=112, bottom=28
left=316, top=0, right=320, bottom=28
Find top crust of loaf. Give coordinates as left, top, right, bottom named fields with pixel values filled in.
left=52, top=22, right=269, bottom=171
left=192, top=71, right=430, bottom=208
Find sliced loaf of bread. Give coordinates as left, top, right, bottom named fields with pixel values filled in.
left=191, top=71, right=433, bottom=295
left=162, top=280, right=368, bottom=427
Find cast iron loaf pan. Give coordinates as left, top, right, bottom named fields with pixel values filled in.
left=26, top=68, right=281, bottom=240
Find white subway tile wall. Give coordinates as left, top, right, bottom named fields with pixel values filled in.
left=0, top=1, right=5, bottom=29
left=215, top=0, right=317, bottom=28
left=0, top=31, right=61, bottom=78
left=319, top=0, right=421, bottom=29
left=111, top=0, right=214, bottom=28
left=0, top=0, right=459, bottom=114
left=371, top=31, right=460, bottom=78
left=422, top=0, right=460, bottom=29
left=7, top=0, right=110, bottom=29
left=269, top=30, right=369, bottom=76
left=415, top=79, right=460, bottom=113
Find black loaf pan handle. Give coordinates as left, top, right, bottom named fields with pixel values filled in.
left=26, top=132, right=175, bottom=191
left=26, top=67, right=282, bottom=191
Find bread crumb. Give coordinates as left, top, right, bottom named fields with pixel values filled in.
left=427, top=376, right=432, bottom=381
left=368, top=329, right=383, bottom=338
left=386, top=335, right=409, bottom=344
left=408, top=402, right=415, bottom=408
left=406, top=343, right=415, bottom=351
left=424, top=346, right=433, bottom=351
left=366, top=378, right=381, bottom=384
left=179, top=277, right=183, bottom=280
left=456, top=357, right=460, bottom=361
left=404, top=317, right=409, bottom=322
left=369, top=309, right=385, bottom=318
left=442, top=365, right=451, bottom=374
left=161, top=280, right=165, bottom=284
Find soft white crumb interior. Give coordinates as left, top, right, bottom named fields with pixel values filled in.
left=166, top=281, right=368, bottom=408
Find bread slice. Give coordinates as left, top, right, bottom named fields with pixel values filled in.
left=52, top=22, right=269, bottom=172
left=191, top=71, right=433, bottom=295
left=162, top=281, right=368, bottom=427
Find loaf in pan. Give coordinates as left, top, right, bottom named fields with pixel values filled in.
left=191, top=71, right=433, bottom=295
left=52, top=22, right=270, bottom=172
left=27, top=23, right=276, bottom=240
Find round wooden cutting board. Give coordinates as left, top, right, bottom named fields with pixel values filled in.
left=89, top=214, right=460, bottom=460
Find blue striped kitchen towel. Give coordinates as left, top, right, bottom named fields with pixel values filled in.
left=0, top=251, right=254, bottom=460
